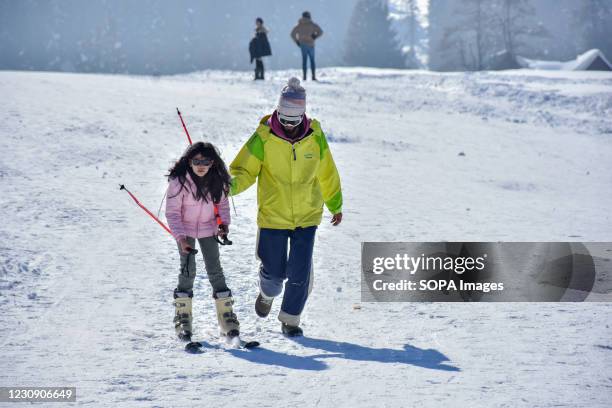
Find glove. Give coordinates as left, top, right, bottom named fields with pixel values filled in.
left=178, top=238, right=193, bottom=255
left=295, top=40, right=300, bottom=47
left=311, top=33, right=318, bottom=40
left=217, top=224, right=229, bottom=238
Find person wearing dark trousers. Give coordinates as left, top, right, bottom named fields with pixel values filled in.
left=257, top=226, right=318, bottom=322
left=290, top=11, right=323, bottom=81
left=230, top=78, right=343, bottom=336
left=249, top=17, right=272, bottom=80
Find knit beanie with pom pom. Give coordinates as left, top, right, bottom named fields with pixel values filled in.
left=277, top=77, right=306, bottom=120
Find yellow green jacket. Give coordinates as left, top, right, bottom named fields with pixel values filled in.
left=230, top=114, right=342, bottom=230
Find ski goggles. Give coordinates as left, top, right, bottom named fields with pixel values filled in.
left=278, top=113, right=303, bottom=128
left=191, top=158, right=213, bottom=166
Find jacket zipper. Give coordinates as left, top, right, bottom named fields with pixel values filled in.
left=194, top=199, right=205, bottom=238
left=290, top=142, right=296, bottom=227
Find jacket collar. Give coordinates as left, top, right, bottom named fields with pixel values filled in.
left=267, top=110, right=312, bottom=143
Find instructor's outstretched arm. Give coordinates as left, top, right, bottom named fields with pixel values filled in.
left=229, top=132, right=263, bottom=196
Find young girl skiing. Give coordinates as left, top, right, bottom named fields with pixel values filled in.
left=165, top=141, right=239, bottom=341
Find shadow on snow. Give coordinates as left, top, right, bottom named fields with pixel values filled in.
left=215, top=337, right=460, bottom=372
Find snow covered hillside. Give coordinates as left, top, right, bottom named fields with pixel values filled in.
left=1, top=67, right=611, bottom=407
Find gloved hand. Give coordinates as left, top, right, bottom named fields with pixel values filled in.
left=295, top=40, right=300, bottom=47
left=331, top=212, right=343, bottom=226
left=217, top=224, right=229, bottom=238
left=179, top=238, right=193, bottom=255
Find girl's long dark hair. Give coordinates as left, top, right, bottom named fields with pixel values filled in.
left=166, top=142, right=231, bottom=204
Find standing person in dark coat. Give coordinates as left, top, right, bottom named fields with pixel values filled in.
left=290, top=11, right=323, bottom=81
left=249, top=17, right=272, bottom=80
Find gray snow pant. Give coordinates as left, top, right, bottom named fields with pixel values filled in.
left=176, top=236, right=229, bottom=295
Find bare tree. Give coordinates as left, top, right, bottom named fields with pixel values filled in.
left=437, top=0, right=496, bottom=70
left=498, top=0, right=548, bottom=59
left=574, top=0, right=612, bottom=57
left=405, top=0, right=419, bottom=67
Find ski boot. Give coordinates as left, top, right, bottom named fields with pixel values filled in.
left=214, top=291, right=240, bottom=338
left=255, top=292, right=274, bottom=318
left=281, top=323, right=303, bottom=337
left=173, top=288, right=193, bottom=341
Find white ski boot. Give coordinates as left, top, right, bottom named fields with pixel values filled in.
left=173, top=289, right=193, bottom=341
left=214, top=291, right=240, bottom=338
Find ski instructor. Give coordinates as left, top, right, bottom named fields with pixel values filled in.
left=229, top=77, right=343, bottom=337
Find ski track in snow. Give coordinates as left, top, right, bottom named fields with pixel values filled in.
left=1, top=68, right=611, bottom=407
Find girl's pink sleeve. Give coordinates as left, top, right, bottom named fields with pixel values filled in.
left=165, top=178, right=186, bottom=241
left=218, top=191, right=231, bottom=226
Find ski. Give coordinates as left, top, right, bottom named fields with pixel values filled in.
left=184, top=337, right=260, bottom=354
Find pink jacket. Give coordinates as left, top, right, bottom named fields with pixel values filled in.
left=165, top=173, right=231, bottom=241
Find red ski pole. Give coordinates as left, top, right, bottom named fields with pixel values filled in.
left=176, top=108, right=193, bottom=145
left=120, top=184, right=173, bottom=236
left=155, top=107, right=193, bottom=219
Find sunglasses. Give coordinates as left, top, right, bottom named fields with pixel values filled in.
left=191, top=158, right=213, bottom=166
left=279, top=114, right=303, bottom=128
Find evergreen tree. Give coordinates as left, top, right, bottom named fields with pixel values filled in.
left=344, top=0, right=405, bottom=68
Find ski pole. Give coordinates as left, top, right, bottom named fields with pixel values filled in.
left=120, top=184, right=173, bottom=236
left=120, top=184, right=199, bottom=254
left=176, top=108, right=193, bottom=145
left=156, top=108, right=192, bottom=218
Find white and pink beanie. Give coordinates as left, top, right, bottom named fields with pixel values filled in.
left=277, top=77, right=306, bottom=120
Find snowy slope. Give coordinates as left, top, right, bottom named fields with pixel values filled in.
left=1, top=67, right=611, bottom=407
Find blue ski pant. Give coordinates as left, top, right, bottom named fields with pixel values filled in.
left=300, top=44, right=316, bottom=78
left=257, top=226, right=316, bottom=321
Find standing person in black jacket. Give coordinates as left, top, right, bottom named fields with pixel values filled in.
left=249, top=17, right=272, bottom=80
